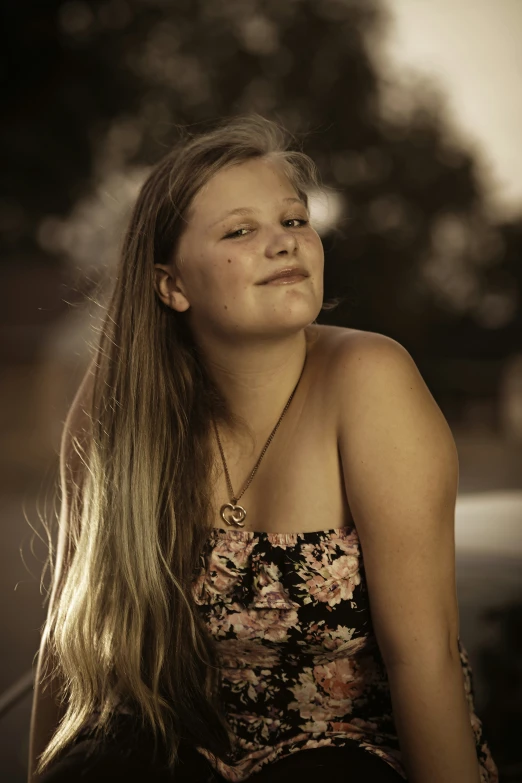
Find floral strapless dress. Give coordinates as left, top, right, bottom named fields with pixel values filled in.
left=191, top=526, right=498, bottom=782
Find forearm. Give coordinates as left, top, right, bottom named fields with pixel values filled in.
left=387, top=653, right=481, bottom=783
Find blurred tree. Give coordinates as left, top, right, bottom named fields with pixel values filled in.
left=1, top=0, right=521, bottom=379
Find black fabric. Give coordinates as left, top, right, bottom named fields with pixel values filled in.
left=38, top=714, right=404, bottom=782
left=191, top=528, right=494, bottom=780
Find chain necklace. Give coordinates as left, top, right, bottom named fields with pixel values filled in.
left=211, top=357, right=307, bottom=527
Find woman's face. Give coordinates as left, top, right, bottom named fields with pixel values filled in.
left=159, top=156, right=324, bottom=343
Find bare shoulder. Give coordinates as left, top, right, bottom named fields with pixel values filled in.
left=318, top=324, right=400, bottom=352
left=330, top=327, right=419, bottom=396
left=312, top=323, right=373, bottom=357
left=332, top=326, right=457, bottom=484
left=315, top=325, right=407, bottom=411
left=330, top=327, right=453, bottom=451
left=331, top=326, right=405, bottom=362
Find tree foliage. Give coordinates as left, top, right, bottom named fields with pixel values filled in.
left=2, top=0, right=521, bottom=370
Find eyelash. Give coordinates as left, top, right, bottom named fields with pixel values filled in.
left=223, top=218, right=309, bottom=239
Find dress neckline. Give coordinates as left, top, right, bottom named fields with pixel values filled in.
left=208, top=525, right=355, bottom=546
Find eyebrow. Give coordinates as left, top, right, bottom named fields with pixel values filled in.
left=210, top=197, right=307, bottom=228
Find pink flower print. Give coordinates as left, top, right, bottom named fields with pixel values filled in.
left=249, top=562, right=299, bottom=610
left=221, top=666, right=267, bottom=702
left=218, top=639, right=280, bottom=669
left=318, top=634, right=370, bottom=661
left=314, top=658, right=365, bottom=701
left=257, top=561, right=280, bottom=586
left=213, top=536, right=257, bottom=570
left=329, top=721, right=365, bottom=735
left=288, top=670, right=321, bottom=717
left=482, top=748, right=499, bottom=782
left=301, top=542, right=328, bottom=570
left=194, top=537, right=258, bottom=604
left=224, top=606, right=299, bottom=644
left=323, top=625, right=356, bottom=647
left=300, top=719, right=329, bottom=733
left=212, top=559, right=241, bottom=594
left=322, top=531, right=361, bottom=560
left=288, top=669, right=353, bottom=722
left=305, top=555, right=361, bottom=606
left=330, top=554, right=360, bottom=581
left=469, top=711, right=487, bottom=744
left=350, top=717, right=381, bottom=733
left=262, top=607, right=300, bottom=642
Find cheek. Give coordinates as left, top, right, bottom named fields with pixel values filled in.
left=214, top=249, right=251, bottom=281
left=195, top=251, right=249, bottom=298
left=301, top=231, right=324, bottom=259
left=192, top=248, right=226, bottom=279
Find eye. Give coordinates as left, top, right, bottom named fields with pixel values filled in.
left=284, top=218, right=309, bottom=228
left=223, top=227, right=250, bottom=239
left=223, top=218, right=309, bottom=239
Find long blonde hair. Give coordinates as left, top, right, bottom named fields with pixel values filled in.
left=36, top=114, right=337, bottom=775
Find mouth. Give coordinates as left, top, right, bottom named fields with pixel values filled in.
left=262, top=274, right=308, bottom=285
left=258, top=267, right=309, bottom=284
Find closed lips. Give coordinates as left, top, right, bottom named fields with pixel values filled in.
left=259, top=267, right=308, bottom=284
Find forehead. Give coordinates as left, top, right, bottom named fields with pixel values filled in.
left=188, top=158, right=299, bottom=222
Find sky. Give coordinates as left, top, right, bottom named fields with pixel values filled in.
left=380, top=0, right=522, bottom=221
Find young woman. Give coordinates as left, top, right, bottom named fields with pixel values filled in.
left=29, top=115, right=498, bottom=783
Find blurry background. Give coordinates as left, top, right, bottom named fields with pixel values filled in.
left=1, top=0, right=521, bottom=780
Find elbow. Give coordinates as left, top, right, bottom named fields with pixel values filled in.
left=380, top=632, right=461, bottom=673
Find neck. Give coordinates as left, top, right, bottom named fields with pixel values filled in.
left=195, top=324, right=318, bottom=448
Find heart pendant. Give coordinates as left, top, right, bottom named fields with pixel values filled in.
left=220, top=502, right=247, bottom=527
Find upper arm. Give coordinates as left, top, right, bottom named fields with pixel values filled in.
left=335, top=331, right=460, bottom=667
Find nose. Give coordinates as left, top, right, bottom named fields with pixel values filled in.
left=265, top=227, right=298, bottom=257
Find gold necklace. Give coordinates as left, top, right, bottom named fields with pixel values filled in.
left=211, top=359, right=307, bottom=527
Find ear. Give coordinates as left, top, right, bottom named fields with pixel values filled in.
left=154, top=264, right=191, bottom=313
